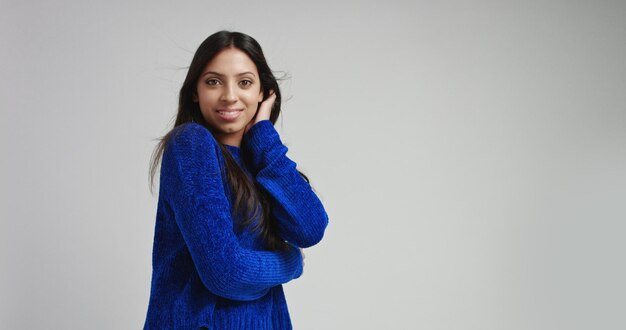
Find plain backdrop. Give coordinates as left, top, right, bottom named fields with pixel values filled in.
left=1, top=0, right=625, bottom=329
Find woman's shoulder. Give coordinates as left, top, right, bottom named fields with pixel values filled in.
left=172, top=122, right=213, bottom=140
left=161, top=122, right=223, bottom=167
left=169, top=122, right=219, bottom=149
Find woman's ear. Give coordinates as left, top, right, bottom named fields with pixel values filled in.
left=192, top=92, right=198, bottom=102
left=258, top=89, right=264, bottom=103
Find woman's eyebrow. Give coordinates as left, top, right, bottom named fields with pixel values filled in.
left=201, top=71, right=257, bottom=78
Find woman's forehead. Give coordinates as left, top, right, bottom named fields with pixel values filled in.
left=203, top=48, right=258, bottom=75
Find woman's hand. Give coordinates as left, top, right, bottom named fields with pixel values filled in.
left=244, top=90, right=276, bottom=135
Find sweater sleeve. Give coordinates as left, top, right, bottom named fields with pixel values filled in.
left=161, top=123, right=303, bottom=301
left=242, top=120, right=329, bottom=248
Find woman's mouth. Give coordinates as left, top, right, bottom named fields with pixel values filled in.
left=216, top=109, right=243, bottom=121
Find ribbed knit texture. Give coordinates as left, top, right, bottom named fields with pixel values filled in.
left=143, top=120, right=329, bottom=329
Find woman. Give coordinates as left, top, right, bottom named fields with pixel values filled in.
left=143, top=31, right=329, bottom=329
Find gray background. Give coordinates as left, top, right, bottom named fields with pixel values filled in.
left=1, top=0, right=625, bottom=329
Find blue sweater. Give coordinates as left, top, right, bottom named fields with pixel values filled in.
left=143, top=120, right=329, bottom=329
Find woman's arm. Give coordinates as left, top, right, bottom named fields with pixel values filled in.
left=162, top=123, right=303, bottom=301
left=242, top=120, right=329, bottom=248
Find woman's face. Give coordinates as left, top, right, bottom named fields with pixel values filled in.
left=193, top=47, right=263, bottom=147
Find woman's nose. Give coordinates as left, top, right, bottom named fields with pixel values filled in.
left=220, top=84, right=237, bottom=102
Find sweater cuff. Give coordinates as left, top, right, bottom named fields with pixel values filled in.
left=287, top=243, right=304, bottom=279
left=242, top=120, right=288, bottom=172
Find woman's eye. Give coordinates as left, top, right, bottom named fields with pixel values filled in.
left=205, top=79, right=220, bottom=86
left=240, top=80, right=253, bottom=87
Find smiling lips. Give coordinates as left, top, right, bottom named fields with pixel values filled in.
left=216, top=108, right=243, bottom=121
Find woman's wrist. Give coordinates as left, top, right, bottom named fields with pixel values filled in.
left=242, top=120, right=287, bottom=171
left=289, top=244, right=304, bottom=279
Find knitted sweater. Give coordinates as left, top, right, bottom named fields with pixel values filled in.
left=143, top=120, right=329, bottom=329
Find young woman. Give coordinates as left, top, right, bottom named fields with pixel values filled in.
left=143, top=31, right=329, bottom=329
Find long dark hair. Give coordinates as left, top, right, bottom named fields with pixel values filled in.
left=149, top=31, right=309, bottom=251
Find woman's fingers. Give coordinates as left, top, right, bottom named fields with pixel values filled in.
left=244, top=90, right=276, bottom=135
left=256, top=90, right=276, bottom=121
